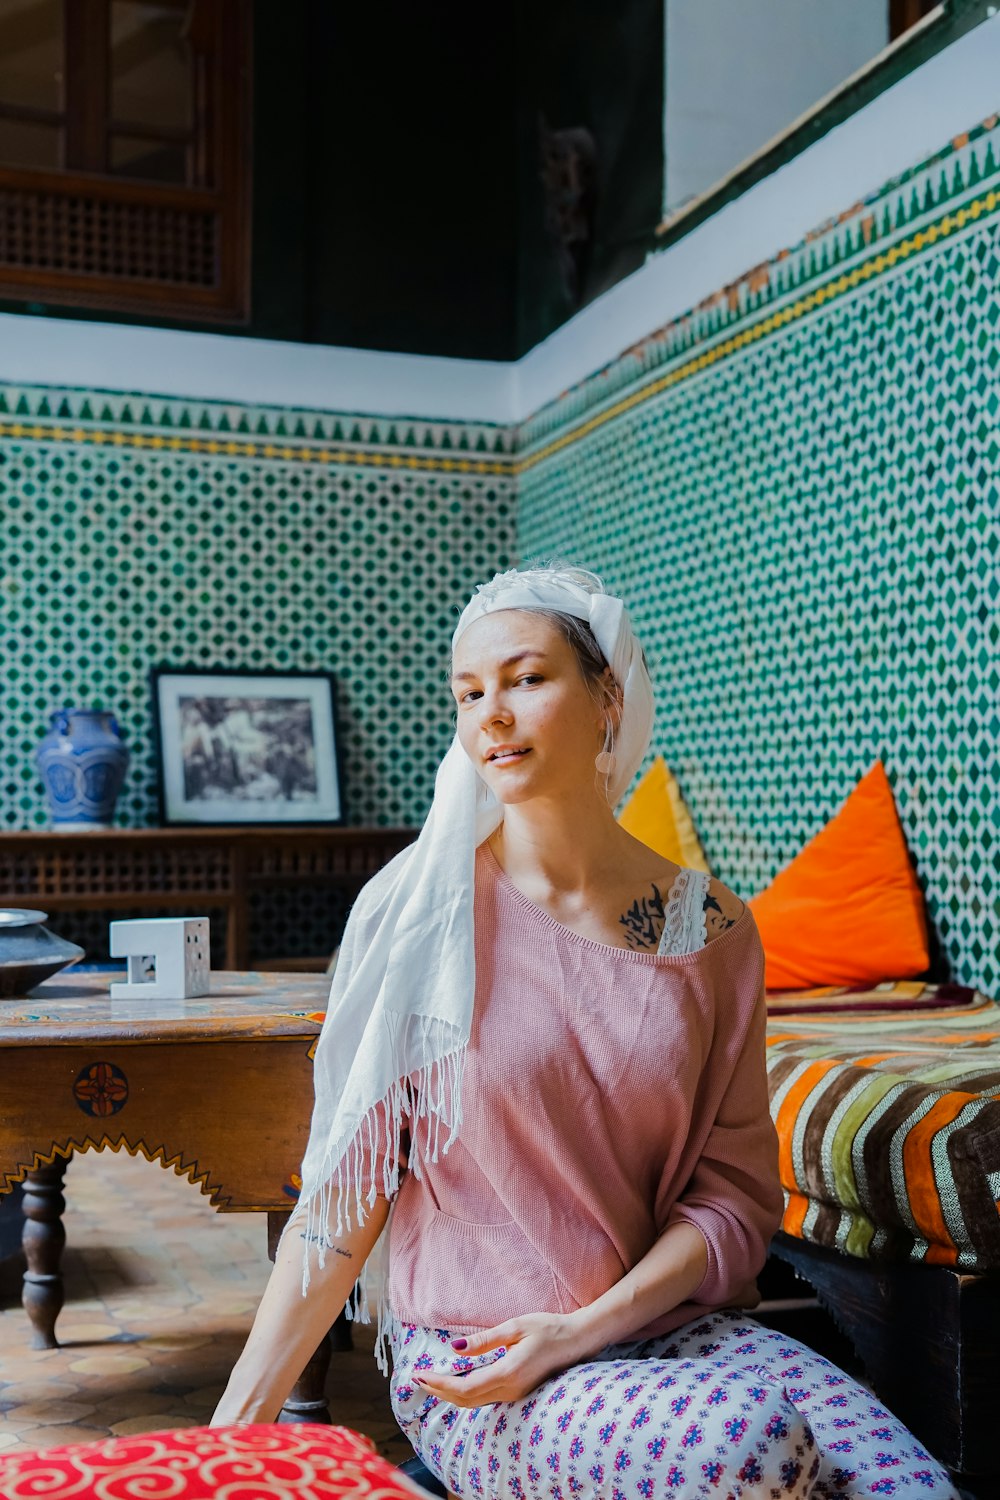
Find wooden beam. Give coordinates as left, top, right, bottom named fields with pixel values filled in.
left=63, top=0, right=108, bottom=172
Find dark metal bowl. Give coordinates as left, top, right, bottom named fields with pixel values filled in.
left=0, top=909, right=85, bottom=999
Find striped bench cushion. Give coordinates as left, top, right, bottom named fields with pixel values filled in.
left=765, top=984, right=1000, bottom=1271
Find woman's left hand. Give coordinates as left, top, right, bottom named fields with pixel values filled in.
left=412, top=1313, right=588, bottom=1408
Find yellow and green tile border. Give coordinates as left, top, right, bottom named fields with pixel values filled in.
left=516, top=112, right=1000, bottom=469
left=3, top=113, right=997, bottom=485
left=0, top=389, right=514, bottom=478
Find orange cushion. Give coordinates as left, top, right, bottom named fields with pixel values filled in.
left=748, top=760, right=930, bottom=991
left=618, top=755, right=711, bottom=871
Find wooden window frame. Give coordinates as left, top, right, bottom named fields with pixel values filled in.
left=0, top=0, right=251, bottom=324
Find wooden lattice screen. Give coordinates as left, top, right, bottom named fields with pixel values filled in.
left=0, top=0, right=250, bottom=324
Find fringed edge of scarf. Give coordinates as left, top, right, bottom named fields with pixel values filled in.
left=290, top=1018, right=467, bottom=1375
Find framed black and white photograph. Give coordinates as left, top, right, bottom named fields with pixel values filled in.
left=150, top=668, right=342, bottom=826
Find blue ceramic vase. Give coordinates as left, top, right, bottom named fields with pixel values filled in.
left=35, top=707, right=130, bottom=829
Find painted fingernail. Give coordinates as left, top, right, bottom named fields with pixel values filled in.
left=450, top=1337, right=468, bottom=1350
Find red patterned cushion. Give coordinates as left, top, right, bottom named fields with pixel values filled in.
left=0, top=1423, right=426, bottom=1499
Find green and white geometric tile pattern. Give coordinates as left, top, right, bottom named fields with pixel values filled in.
left=0, top=395, right=514, bottom=830
left=2, top=112, right=998, bottom=995
left=518, top=113, right=1000, bottom=996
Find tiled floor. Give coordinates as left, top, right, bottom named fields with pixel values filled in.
left=0, top=1148, right=410, bottom=1464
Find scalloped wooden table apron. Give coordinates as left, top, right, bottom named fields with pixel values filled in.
left=0, top=970, right=333, bottom=1422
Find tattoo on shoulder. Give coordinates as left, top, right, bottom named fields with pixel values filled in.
left=703, top=887, right=740, bottom=940
left=620, top=881, right=666, bottom=950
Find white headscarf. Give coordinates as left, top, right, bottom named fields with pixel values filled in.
left=296, top=565, right=654, bottom=1356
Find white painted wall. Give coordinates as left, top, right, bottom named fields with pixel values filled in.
left=0, top=316, right=517, bottom=425
left=0, top=14, right=995, bottom=427
left=664, top=0, right=889, bottom=216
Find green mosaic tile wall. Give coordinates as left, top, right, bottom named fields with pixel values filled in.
left=517, top=116, right=1000, bottom=995
left=0, top=391, right=515, bottom=830
left=3, top=116, right=997, bottom=993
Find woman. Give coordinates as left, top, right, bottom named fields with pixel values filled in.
left=214, top=565, right=956, bottom=1499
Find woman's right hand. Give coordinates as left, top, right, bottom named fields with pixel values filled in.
left=412, top=1311, right=588, bottom=1408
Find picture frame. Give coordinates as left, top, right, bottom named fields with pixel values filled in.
left=150, top=667, right=343, bottom=826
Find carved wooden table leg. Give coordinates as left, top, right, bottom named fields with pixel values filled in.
left=279, top=1333, right=334, bottom=1425
left=330, top=1304, right=354, bottom=1352
left=22, top=1159, right=67, bottom=1350
left=268, top=1209, right=334, bottom=1424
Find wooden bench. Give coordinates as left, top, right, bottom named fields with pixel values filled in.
left=765, top=982, right=1000, bottom=1491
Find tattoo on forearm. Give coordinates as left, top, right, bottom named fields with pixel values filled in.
left=298, top=1231, right=353, bottom=1260
left=620, top=882, right=666, bottom=950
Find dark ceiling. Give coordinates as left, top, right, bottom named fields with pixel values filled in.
left=250, top=0, right=664, bottom=361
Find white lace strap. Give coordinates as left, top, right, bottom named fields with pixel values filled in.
left=657, top=868, right=710, bottom=956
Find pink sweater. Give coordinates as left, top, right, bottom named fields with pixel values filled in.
left=387, top=846, right=782, bottom=1338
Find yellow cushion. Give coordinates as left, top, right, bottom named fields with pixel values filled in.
left=618, top=755, right=711, bottom=872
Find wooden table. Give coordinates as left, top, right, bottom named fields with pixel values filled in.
left=0, top=827, right=415, bottom=968
left=0, top=969, right=336, bottom=1422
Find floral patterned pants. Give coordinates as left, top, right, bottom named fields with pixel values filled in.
left=389, top=1310, right=958, bottom=1499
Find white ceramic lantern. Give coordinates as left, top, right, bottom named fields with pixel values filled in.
left=109, top=917, right=210, bottom=1000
